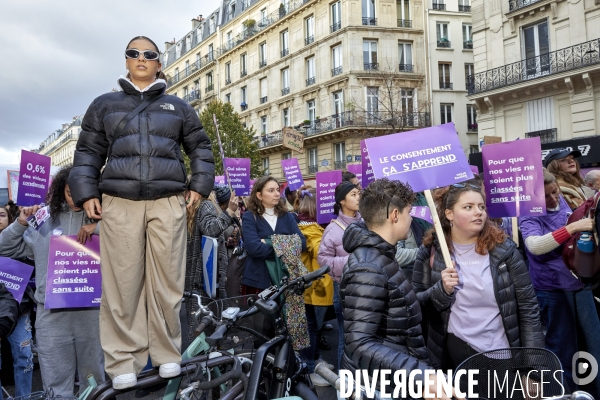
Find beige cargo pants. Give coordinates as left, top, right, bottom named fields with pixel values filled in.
left=99, top=194, right=187, bottom=378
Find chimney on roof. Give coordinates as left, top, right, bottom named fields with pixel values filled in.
left=192, top=16, right=201, bottom=29
left=164, top=41, right=172, bottom=52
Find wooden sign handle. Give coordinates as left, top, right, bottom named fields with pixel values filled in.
left=424, top=189, right=453, bottom=270
left=512, top=217, right=519, bottom=247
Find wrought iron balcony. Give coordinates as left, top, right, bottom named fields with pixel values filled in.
left=439, top=82, right=453, bottom=90
left=281, top=48, right=289, bottom=57
left=282, top=87, right=290, bottom=96
left=364, top=62, right=379, bottom=71
left=526, top=128, right=557, bottom=144
left=205, top=84, right=214, bottom=93
left=306, top=76, right=316, bottom=86
left=241, top=70, right=247, bottom=78
left=463, top=41, right=473, bottom=49
left=467, top=38, right=600, bottom=95
left=332, top=66, right=343, bottom=76
left=437, top=40, right=451, bottom=48
left=183, top=91, right=201, bottom=103
left=259, top=59, right=268, bottom=68
left=260, top=96, right=268, bottom=104
left=308, top=165, right=318, bottom=174
left=305, top=36, right=314, bottom=46
left=508, top=0, right=544, bottom=12
left=432, top=2, right=446, bottom=10
left=399, top=64, right=414, bottom=72
left=362, top=17, right=377, bottom=26
left=331, top=21, right=341, bottom=32
left=459, top=4, right=471, bottom=11
left=467, top=123, right=478, bottom=132
left=397, top=19, right=412, bottom=28
left=334, top=161, right=346, bottom=169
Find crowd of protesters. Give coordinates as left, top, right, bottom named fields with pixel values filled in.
left=0, top=34, right=599, bottom=400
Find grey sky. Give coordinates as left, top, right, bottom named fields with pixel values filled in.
left=0, top=0, right=221, bottom=164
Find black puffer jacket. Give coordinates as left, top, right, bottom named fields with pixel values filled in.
left=341, top=222, right=430, bottom=391
left=0, top=283, right=18, bottom=338
left=412, top=237, right=545, bottom=369
left=69, top=78, right=214, bottom=206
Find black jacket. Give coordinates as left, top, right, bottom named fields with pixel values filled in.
left=412, top=237, right=545, bottom=369
left=341, top=222, right=430, bottom=391
left=0, top=283, right=18, bottom=338
left=69, top=78, right=214, bottom=206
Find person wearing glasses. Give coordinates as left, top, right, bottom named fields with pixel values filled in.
left=68, top=36, right=214, bottom=389
left=545, top=148, right=594, bottom=210
left=412, top=180, right=544, bottom=370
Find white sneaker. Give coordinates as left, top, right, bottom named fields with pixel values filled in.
left=112, top=373, right=137, bottom=390
left=316, top=358, right=334, bottom=370
left=159, top=363, right=181, bottom=378
left=310, top=372, right=331, bottom=387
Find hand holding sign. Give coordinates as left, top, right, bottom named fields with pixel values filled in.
left=18, top=205, right=42, bottom=226
left=441, top=261, right=459, bottom=295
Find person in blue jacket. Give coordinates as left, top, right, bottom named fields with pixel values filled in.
left=241, top=176, right=306, bottom=292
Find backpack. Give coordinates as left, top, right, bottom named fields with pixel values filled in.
left=562, top=192, right=600, bottom=282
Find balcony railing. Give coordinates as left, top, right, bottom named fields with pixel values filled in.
left=439, top=82, right=453, bottom=89
left=508, top=0, right=544, bottom=12
left=437, top=40, right=451, bottom=48
left=281, top=48, right=289, bottom=57
left=432, top=2, right=446, bottom=10
left=362, top=17, right=377, bottom=25
left=463, top=41, right=473, bottom=49
left=399, top=64, right=414, bottom=72
left=332, top=66, right=343, bottom=76
left=334, top=161, right=347, bottom=170
left=308, top=165, right=318, bottom=174
left=282, top=87, right=290, bottom=96
left=259, top=59, right=268, bottom=68
left=241, top=70, right=247, bottom=78
left=467, top=123, right=478, bottom=132
left=260, top=96, right=268, bottom=104
left=364, top=62, right=379, bottom=71
left=305, top=35, right=314, bottom=46
left=306, top=76, right=316, bottom=86
left=183, top=92, right=201, bottom=103
left=205, top=84, right=214, bottom=93
left=241, top=103, right=248, bottom=111
left=467, top=38, right=600, bottom=95
left=167, top=51, right=218, bottom=86
left=526, top=128, right=557, bottom=144
left=331, top=21, right=341, bottom=32
left=459, top=4, right=471, bottom=11
left=397, top=19, right=412, bottom=28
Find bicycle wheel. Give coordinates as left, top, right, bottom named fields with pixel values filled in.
left=235, top=350, right=276, bottom=400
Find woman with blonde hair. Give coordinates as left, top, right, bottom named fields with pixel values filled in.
left=545, top=148, right=594, bottom=210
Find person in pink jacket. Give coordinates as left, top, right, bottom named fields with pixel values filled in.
left=316, top=181, right=361, bottom=370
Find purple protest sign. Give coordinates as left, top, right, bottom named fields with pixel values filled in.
left=360, top=140, right=375, bottom=188
left=364, top=123, right=473, bottom=192
left=410, top=206, right=433, bottom=224
left=215, top=176, right=225, bottom=186
left=483, top=137, right=546, bottom=218
left=347, top=164, right=362, bottom=186
left=223, top=158, right=251, bottom=196
left=281, top=158, right=305, bottom=191
left=45, top=236, right=102, bottom=309
left=249, top=179, right=256, bottom=193
left=0, top=258, right=34, bottom=303
left=316, top=170, right=342, bottom=224
left=470, top=165, right=479, bottom=174
left=17, top=150, right=51, bottom=206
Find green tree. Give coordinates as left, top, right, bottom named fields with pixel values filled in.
left=184, top=99, right=262, bottom=177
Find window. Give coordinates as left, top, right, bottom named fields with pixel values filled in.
left=225, top=62, right=231, bottom=84
left=308, top=148, right=318, bottom=171
left=281, top=68, right=290, bottom=94
left=398, top=42, right=413, bottom=72
left=363, top=40, right=378, bottom=70
left=440, top=104, right=452, bottom=124
left=467, top=104, right=477, bottom=130
left=228, top=1, right=236, bottom=18
left=362, top=0, right=376, bottom=25
left=366, top=87, right=379, bottom=114
left=331, top=2, right=341, bottom=32
left=334, top=142, right=346, bottom=166
left=196, top=52, right=201, bottom=65
left=332, top=45, right=343, bottom=75
left=306, top=57, right=316, bottom=85
left=259, top=42, right=267, bottom=67
left=401, top=89, right=413, bottom=113
left=333, top=90, right=344, bottom=126
left=439, top=63, right=452, bottom=89
left=241, top=86, right=247, bottom=109
left=281, top=30, right=289, bottom=57
left=225, top=93, right=231, bottom=103
left=459, top=0, right=470, bottom=11
left=305, top=16, right=315, bottom=44
left=436, top=22, right=450, bottom=47
left=260, top=116, right=268, bottom=134
left=522, top=20, right=550, bottom=77
left=464, top=63, right=474, bottom=86
left=470, top=145, right=479, bottom=154
left=209, top=16, right=216, bottom=34
left=226, top=31, right=233, bottom=47
left=241, top=53, right=247, bottom=76
left=207, top=72, right=213, bottom=86
left=183, top=86, right=189, bottom=98
left=260, top=78, right=268, bottom=103
left=260, top=8, right=267, bottom=25
left=396, top=0, right=410, bottom=26
left=307, top=100, right=316, bottom=122
left=262, top=157, right=270, bottom=175
left=208, top=44, right=214, bottom=59
left=175, top=67, right=180, bottom=80
left=176, top=42, right=182, bottom=58
left=185, top=60, right=190, bottom=74
left=463, top=24, right=473, bottom=49
left=282, top=108, right=290, bottom=127
left=526, top=97, right=554, bottom=132
left=282, top=153, right=292, bottom=160
left=433, top=0, right=445, bottom=10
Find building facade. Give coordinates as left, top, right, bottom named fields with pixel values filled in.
left=37, top=116, right=82, bottom=167
left=468, top=0, right=600, bottom=145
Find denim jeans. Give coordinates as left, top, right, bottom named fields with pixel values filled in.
left=0, top=313, right=33, bottom=400
left=536, top=288, right=600, bottom=398
left=333, top=281, right=344, bottom=371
